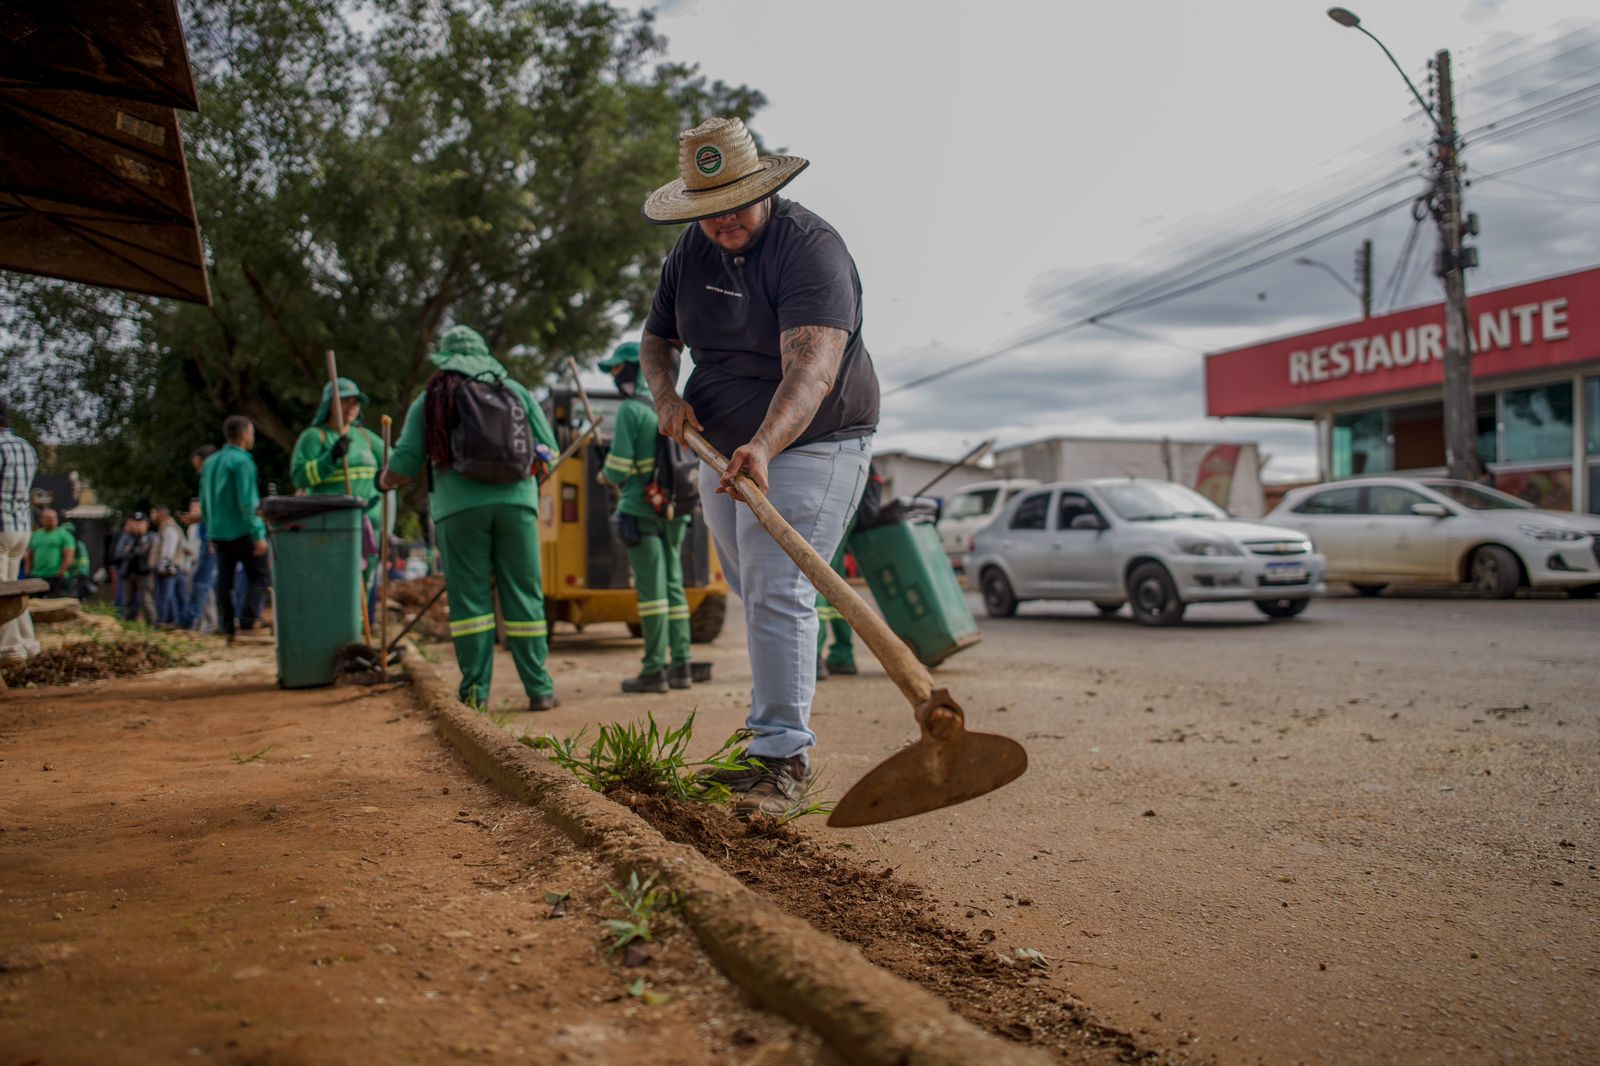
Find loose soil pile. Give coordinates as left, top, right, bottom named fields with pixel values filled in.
left=388, top=576, right=449, bottom=641
left=1, top=638, right=179, bottom=688
left=614, top=790, right=1161, bottom=1065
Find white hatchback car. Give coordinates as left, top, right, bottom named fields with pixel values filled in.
left=936, top=479, right=1038, bottom=570
left=1264, top=477, right=1600, bottom=599
left=969, top=479, right=1327, bottom=625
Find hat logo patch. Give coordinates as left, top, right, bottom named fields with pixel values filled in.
left=695, top=145, right=723, bottom=176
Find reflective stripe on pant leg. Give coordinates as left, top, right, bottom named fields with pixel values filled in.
left=665, top=515, right=691, bottom=666
left=627, top=521, right=669, bottom=673
left=488, top=504, right=553, bottom=698
left=436, top=508, right=497, bottom=705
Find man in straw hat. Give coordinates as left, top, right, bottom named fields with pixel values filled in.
left=638, top=116, right=879, bottom=816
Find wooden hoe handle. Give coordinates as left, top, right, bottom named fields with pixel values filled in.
left=681, top=428, right=936, bottom=709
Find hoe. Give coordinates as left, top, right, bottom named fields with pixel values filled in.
left=683, top=429, right=1027, bottom=827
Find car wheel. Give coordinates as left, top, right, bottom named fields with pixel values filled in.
left=980, top=569, right=1018, bottom=618
left=1255, top=597, right=1309, bottom=619
left=689, top=595, right=726, bottom=643
left=1469, top=545, right=1521, bottom=599
left=1128, top=562, right=1185, bottom=626
left=1093, top=600, right=1125, bottom=616
left=1351, top=583, right=1387, bottom=597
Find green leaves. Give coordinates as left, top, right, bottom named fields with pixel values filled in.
left=523, top=711, right=757, bottom=803
left=1, top=0, right=766, bottom=511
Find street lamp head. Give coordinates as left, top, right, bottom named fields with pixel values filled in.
left=1327, top=7, right=1361, bottom=28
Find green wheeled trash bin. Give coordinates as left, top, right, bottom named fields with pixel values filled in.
left=849, top=508, right=982, bottom=667
left=262, top=495, right=365, bottom=688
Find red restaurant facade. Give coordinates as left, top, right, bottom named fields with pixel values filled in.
left=1205, top=264, right=1600, bottom=514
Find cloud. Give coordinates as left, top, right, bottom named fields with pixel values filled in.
left=871, top=27, right=1600, bottom=483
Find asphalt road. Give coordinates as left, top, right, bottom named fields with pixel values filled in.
left=467, top=588, right=1599, bottom=1065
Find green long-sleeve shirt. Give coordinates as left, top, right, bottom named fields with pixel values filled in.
left=199, top=444, right=267, bottom=542
left=602, top=396, right=660, bottom=519
left=290, top=422, right=384, bottom=519
left=389, top=369, right=557, bottom=525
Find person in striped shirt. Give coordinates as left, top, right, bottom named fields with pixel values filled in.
left=0, top=403, right=42, bottom=662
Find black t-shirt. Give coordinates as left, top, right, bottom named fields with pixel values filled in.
left=643, top=197, right=880, bottom=457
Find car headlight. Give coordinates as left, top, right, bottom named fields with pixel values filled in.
left=1176, top=537, right=1243, bottom=557
left=1517, top=524, right=1585, bottom=542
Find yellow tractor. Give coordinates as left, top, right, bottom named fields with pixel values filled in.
left=538, top=387, right=728, bottom=642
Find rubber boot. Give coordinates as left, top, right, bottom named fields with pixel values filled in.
left=622, top=669, right=669, bottom=694
left=529, top=693, right=560, bottom=712
left=668, top=663, right=692, bottom=690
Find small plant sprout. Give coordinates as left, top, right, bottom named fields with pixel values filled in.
left=601, top=870, right=677, bottom=958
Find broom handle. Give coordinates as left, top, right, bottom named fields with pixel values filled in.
left=681, top=428, right=934, bottom=708
left=326, top=349, right=373, bottom=644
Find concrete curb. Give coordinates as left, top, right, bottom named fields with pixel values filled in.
left=402, top=648, right=1048, bottom=1066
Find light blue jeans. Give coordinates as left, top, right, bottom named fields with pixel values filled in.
left=698, top=435, right=871, bottom=765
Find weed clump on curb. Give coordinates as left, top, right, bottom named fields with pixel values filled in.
left=523, top=711, right=754, bottom=804
left=2, top=638, right=181, bottom=688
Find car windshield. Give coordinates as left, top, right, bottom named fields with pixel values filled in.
left=1098, top=482, right=1228, bottom=522
left=1422, top=481, right=1534, bottom=511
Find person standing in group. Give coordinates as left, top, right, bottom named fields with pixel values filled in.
left=151, top=505, right=183, bottom=626
left=185, top=447, right=219, bottom=631
left=26, top=508, right=76, bottom=599
left=199, top=416, right=270, bottom=642
left=639, top=117, right=878, bottom=815
left=290, top=377, right=385, bottom=601
left=60, top=521, right=93, bottom=599
left=112, top=512, right=156, bottom=624
left=599, top=341, right=694, bottom=694
left=0, top=403, right=42, bottom=663
left=381, top=326, right=561, bottom=711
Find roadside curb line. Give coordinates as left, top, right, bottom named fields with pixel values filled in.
left=402, top=648, right=1048, bottom=1066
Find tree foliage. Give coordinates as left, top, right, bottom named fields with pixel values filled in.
left=0, top=0, right=764, bottom=509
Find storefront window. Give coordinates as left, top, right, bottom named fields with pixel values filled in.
left=1501, top=382, right=1573, bottom=463
left=1332, top=410, right=1389, bottom=478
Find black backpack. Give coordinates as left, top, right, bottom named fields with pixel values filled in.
left=648, top=434, right=702, bottom=519
left=449, top=373, right=533, bottom=483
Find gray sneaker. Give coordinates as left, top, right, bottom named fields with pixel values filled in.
left=735, top=756, right=810, bottom=817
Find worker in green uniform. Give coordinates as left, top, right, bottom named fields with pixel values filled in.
left=60, top=521, right=93, bottom=599
left=814, top=540, right=856, bottom=678
left=598, top=341, right=693, bottom=694
left=380, top=326, right=561, bottom=711
left=290, top=377, right=384, bottom=592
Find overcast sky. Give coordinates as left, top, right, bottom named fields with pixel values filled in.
left=608, top=0, right=1600, bottom=481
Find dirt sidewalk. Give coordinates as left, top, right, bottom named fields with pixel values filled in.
left=0, top=647, right=833, bottom=1065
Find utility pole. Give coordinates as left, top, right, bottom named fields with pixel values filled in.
left=1357, top=238, right=1373, bottom=319
left=1432, top=49, right=1482, bottom=481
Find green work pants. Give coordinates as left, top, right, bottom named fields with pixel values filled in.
left=815, top=530, right=855, bottom=669
left=435, top=504, right=552, bottom=706
left=627, top=513, right=692, bottom=673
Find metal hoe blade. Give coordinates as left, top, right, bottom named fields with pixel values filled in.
left=827, top=689, right=1028, bottom=828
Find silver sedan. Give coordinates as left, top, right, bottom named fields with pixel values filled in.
left=969, top=479, right=1327, bottom=626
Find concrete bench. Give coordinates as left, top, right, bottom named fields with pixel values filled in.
left=0, top=579, right=50, bottom=627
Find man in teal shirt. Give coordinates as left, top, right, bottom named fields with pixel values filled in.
left=26, top=508, right=75, bottom=597
left=199, top=415, right=269, bottom=640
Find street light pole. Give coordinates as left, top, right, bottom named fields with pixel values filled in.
left=1327, top=8, right=1481, bottom=480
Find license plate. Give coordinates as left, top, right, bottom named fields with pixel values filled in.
left=1264, top=562, right=1308, bottom=583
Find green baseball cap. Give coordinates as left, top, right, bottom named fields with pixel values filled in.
left=598, top=341, right=640, bottom=372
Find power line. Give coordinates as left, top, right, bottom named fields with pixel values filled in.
left=1473, top=132, right=1600, bottom=181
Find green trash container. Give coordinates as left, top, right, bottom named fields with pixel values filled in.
left=262, top=495, right=365, bottom=688
left=849, top=515, right=982, bottom=667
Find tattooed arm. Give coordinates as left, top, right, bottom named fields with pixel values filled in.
left=640, top=331, right=702, bottom=443
left=722, top=325, right=848, bottom=494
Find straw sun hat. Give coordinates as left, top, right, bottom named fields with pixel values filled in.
left=642, top=117, right=808, bottom=225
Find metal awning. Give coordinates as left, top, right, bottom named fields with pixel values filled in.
left=0, top=1, right=210, bottom=304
